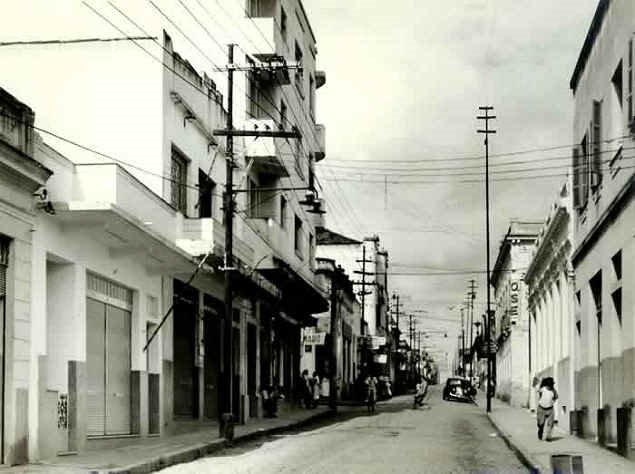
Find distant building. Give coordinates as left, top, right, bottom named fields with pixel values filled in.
left=569, top=0, right=635, bottom=443
left=491, top=221, right=542, bottom=407
left=525, top=182, right=575, bottom=433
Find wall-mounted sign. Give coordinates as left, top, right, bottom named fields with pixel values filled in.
left=373, top=354, right=388, bottom=364
left=304, top=332, right=326, bottom=345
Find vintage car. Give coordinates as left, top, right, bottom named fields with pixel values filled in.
left=442, top=377, right=476, bottom=403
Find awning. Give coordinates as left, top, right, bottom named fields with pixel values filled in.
left=257, top=256, right=329, bottom=321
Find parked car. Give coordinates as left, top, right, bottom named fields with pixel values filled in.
left=442, top=377, right=476, bottom=403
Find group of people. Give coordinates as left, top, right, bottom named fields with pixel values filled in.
left=300, top=369, right=322, bottom=408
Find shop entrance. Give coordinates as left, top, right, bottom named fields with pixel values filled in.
left=86, top=274, right=133, bottom=437
left=173, top=281, right=198, bottom=418
left=203, top=310, right=221, bottom=420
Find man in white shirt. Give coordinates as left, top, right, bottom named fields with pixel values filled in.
left=536, top=377, right=558, bottom=441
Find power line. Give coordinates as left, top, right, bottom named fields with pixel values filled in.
left=0, top=36, right=156, bottom=46
left=324, top=134, right=630, bottom=164
left=317, top=163, right=635, bottom=185
left=317, top=145, right=635, bottom=172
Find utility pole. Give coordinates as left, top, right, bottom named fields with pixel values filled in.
left=221, top=43, right=235, bottom=429
left=329, top=266, right=342, bottom=410
left=460, top=307, right=465, bottom=376
left=478, top=105, right=496, bottom=413
left=217, top=45, right=303, bottom=433
left=468, top=280, right=477, bottom=378
left=354, top=245, right=373, bottom=377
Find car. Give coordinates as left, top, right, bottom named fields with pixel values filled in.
left=442, top=377, right=476, bottom=403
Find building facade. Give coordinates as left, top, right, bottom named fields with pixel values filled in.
left=525, top=182, right=576, bottom=433
left=0, top=0, right=329, bottom=464
left=569, top=0, right=635, bottom=443
left=491, top=221, right=542, bottom=408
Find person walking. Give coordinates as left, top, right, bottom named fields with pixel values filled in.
left=365, top=374, right=378, bottom=415
left=301, top=369, right=312, bottom=409
left=311, top=372, right=321, bottom=408
left=536, top=377, right=558, bottom=441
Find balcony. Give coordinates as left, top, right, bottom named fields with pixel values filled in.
left=314, top=124, right=325, bottom=161
left=243, top=119, right=289, bottom=177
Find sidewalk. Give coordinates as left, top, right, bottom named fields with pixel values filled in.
left=0, top=403, right=335, bottom=474
left=484, top=397, right=635, bottom=473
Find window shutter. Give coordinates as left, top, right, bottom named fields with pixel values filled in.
left=591, top=101, right=602, bottom=188
left=572, top=147, right=581, bottom=208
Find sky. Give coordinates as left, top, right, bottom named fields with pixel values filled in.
left=0, top=0, right=600, bottom=362
left=302, top=0, right=599, bottom=358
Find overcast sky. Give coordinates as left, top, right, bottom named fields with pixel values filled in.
left=303, top=0, right=599, bottom=357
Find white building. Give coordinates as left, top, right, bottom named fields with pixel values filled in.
left=0, top=0, right=329, bottom=464
left=491, top=221, right=542, bottom=408
left=525, top=182, right=576, bottom=433
left=569, top=0, right=635, bottom=443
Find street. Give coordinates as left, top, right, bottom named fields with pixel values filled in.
left=160, top=387, right=527, bottom=474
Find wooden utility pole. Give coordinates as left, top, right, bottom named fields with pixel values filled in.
left=222, top=43, right=235, bottom=425
left=329, top=266, right=342, bottom=410
left=478, top=105, right=496, bottom=413
left=468, top=280, right=477, bottom=378
left=216, top=45, right=303, bottom=431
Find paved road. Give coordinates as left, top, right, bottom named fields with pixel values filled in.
left=160, top=387, right=528, bottom=474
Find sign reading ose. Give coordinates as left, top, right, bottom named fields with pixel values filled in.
left=304, top=332, right=326, bottom=345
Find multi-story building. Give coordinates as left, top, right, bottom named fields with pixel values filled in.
left=569, top=0, right=635, bottom=443
left=525, top=182, right=576, bottom=433
left=0, top=0, right=329, bottom=463
left=491, top=221, right=542, bottom=407
left=301, top=258, right=361, bottom=400
left=316, top=229, right=392, bottom=380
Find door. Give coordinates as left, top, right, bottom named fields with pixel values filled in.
left=203, top=313, right=221, bottom=419
left=232, top=327, right=240, bottom=420
left=86, top=299, right=132, bottom=436
left=173, top=294, right=197, bottom=418
left=247, top=324, right=257, bottom=418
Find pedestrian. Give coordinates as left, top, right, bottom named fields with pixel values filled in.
left=365, top=374, right=378, bottom=415
left=536, top=377, right=558, bottom=441
left=301, top=369, right=312, bottom=409
left=312, top=372, right=321, bottom=408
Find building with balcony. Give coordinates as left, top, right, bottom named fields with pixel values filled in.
left=525, top=182, right=576, bottom=433
left=491, top=221, right=542, bottom=407
left=0, top=1, right=330, bottom=462
left=569, top=0, right=635, bottom=444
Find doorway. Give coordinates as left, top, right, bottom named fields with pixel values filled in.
left=203, top=311, right=221, bottom=420
left=86, top=296, right=132, bottom=436
left=0, top=237, right=8, bottom=462
left=173, top=281, right=198, bottom=418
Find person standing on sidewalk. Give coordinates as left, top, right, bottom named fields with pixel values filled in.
left=536, top=377, right=558, bottom=441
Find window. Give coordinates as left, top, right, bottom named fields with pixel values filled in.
left=308, top=233, right=314, bottom=268
left=247, top=0, right=260, bottom=17
left=171, top=148, right=188, bottom=214
left=611, top=250, right=622, bottom=280
left=280, top=99, right=287, bottom=130
left=591, top=100, right=602, bottom=189
left=305, top=345, right=312, bottom=353
left=573, top=135, right=590, bottom=209
left=247, top=73, right=266, bottom=119
left=612, top=61, right=623, bottom=107
left=294, top=215, right=303, bottom=257
left=280, top=195, right=287, bottom=227
left=280, top=6, right=287, bottom=41
left=575, top=290, right=582, bottom=335
left=294, top=42, right=304, bottom=98
left=293, top=131, right=304, bottom=179
left=590, top=271, right=602, bottom=325
left=198, top=169, right=215, bottom=218
left=309, top=75, right=315, bottom=119
left=248, top=177, right=262, bottom=218
left=629, top=39, right=633, bottom=122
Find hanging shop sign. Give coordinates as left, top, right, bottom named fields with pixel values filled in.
left=304, top=331, right=326, bottom=345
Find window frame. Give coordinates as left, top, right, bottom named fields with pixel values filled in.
left=170, top=147, right=188, bottom=215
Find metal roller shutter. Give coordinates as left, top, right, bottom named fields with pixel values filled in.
left=86, top=274, right=132, bottom=436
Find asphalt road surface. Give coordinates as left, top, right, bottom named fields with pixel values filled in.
left=160, top=386, right=528, bottom=474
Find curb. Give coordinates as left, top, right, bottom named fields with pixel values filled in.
left=486, top=413, right=546, bottom=474
left=99, top=409, right=336, bottom=474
